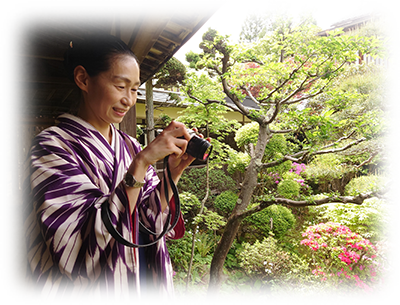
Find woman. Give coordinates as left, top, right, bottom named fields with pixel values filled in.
left=24, top=34, right=195, bottom=296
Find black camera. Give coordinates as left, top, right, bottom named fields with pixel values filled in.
left=185, top=129, right=213, bottom=161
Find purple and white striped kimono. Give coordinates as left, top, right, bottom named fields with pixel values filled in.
left=23, top=113, right=184, bottom=296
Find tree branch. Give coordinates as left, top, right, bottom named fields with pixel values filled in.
left=188, top=93, right=204, bottom=105
left=206, top=98, right=243, bottom=113
left=259, top=54, right=314, bottom=104
left=321, top=130, right=356, bottom=150
left=240, top=85, right=262, bottom=106
left=269, top=128, right=294, bottom=134
left=355, top=152, right=378, bottom=168
left=239, top=190, right=381, bottom=219
left=314, top=137, right=366, bottom=156
left=281, top=59, right=347, bottom=106
left=264, top=102, right=281, bottom=124
left=259, top=136, right=366, bottom=170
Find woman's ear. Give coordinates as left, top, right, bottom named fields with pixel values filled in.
left=74, top=66, right=89, bottom=92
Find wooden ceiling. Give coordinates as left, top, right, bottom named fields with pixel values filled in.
left=19, top=11, right=213, bottom=124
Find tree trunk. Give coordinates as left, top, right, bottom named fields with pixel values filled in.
left=208, top=124, right=270, bottom=293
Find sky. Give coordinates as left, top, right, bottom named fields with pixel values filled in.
left=175, top=0, right=369, bottom=64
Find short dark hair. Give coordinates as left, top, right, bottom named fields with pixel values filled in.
left=63, top=34, right=138, bottom=82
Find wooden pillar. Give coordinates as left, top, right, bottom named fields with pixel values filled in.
left=120, top=105, right=137, bottom=138
left=146, top=78, right=155, bottom=143
left=10, top=114, right=19, bottom=195
left=0, top=109, right=7, bottom=208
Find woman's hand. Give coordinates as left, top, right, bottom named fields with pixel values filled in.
left=138, top=121, right=192, bottom=167
left=166, top=128, right=210, bottom=183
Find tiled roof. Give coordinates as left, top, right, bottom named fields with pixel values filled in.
left=331, top=0, right=400, bottom=27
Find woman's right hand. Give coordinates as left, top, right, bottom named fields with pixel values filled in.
left=129, top=121, right=191, bottom=173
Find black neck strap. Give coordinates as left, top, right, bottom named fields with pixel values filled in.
left=101, top=156, right=180, bottom=248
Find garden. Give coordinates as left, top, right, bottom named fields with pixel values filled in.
left=155, top=15, right=388, bottom=296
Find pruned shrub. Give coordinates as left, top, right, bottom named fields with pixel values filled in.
left=277, top=179, right=300, bottom=199
left=178, top=167, right=236, bottom=203
left=214, top=190, right=238, bottom=216
left=345, top=175, right=385, bottom=196
left=245, top=204, right=296, bottom=239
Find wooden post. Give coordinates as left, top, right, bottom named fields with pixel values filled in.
left=146, top=77, right=155, bottom=144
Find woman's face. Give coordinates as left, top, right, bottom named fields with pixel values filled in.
left=80, top=54, right=140, bottom=130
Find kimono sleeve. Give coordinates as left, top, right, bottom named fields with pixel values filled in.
left=27, top=132, right=134, bottom=281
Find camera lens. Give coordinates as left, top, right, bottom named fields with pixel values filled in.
left=186, top=134, right=213, bottom=161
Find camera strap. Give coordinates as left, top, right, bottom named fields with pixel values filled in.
left=101, top=156, right=181, bottom=248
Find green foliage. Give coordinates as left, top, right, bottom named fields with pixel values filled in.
left=315, top=198, right=386, bottom=242
left=345, top=175, right=385, bottom=196
left=239, top=14, right=267, bottom=43
left=194, top=208, right=226, bottom=231
left=337, top=64, right=400, bottom=117
left=245, top=204, right=296, bottom=239
left=167, top=231, right=215, bottom=286
left=339, top=139, right=383, bottom=171
left=277, top=179, right=300, bottom=199
left=175, top=14, right=385, bottom=292
left=264, top=134, right=291, bottom=162
left=214, top=190, right=238, bottom=216
left=178, top=71, right=240, bottom=164
left=305, top=153, right=353, bottom=183
left=179, top=191, right=201, bottom=216
left=355, top=110, right=400, bottom=139
left=136, top=125, right=143, bottom=140
left=185, top=50, right=201, bottom=69
left=226, top=149, right=251, bottom=175
left=234, top=122, right=291, bottom=162
left=234, top=121, right=259, bottom=148
left=178, top=167, right=236, bottom=204
left=156, top=113, right=173, bottom=127
left=154, top=57, right=186, bottom=89
left=239, top=237, right=291, bottom=282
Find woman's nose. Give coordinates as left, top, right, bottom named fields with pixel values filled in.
left=121, top=95, right=135, bottom=107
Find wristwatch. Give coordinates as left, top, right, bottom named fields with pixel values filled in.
left=123, top=172, right=145, bottom=188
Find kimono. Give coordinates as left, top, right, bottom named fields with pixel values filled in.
left=23, top=113, right=185, bottom=296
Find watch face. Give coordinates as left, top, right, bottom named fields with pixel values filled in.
left=124, top=173, right=144, bottom=188
left=125, top=173, right=134, bottom=186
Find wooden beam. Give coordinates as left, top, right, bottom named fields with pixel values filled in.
left=132, top=0, right=182, bottom=62
left=1, top=45, right=65, bottom=61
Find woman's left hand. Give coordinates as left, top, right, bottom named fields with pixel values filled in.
left=167, top=128, right=210, bottom=183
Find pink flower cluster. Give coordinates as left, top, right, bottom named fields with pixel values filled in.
left=300, top=222, right=379, bottom=290
left=290, top=162, right=306, bottom=175
left=269, top=172, right=282, bottom=184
